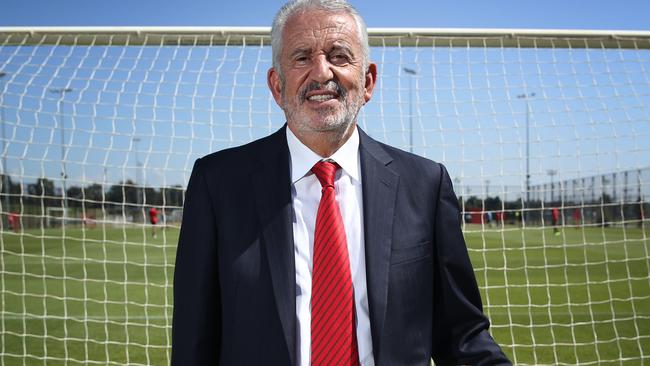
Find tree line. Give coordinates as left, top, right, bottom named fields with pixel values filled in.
left=0, top=174, right=184, bottom=210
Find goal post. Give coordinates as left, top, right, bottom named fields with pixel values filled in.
left=0, top=27, right=649, bottom=365
left=45, top=207, right=67, bottom=228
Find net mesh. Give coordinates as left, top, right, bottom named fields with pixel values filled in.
left=0, top=28, right=649, bottom=365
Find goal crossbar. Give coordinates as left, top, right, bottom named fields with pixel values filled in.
left=1, top=26, right=650, bottom=49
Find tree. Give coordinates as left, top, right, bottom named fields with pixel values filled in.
left=84, top=183, right=105, bottom=208
left=143, top=187, right=162, bottom=206
left=28, top=178, right=55, bottom=197
left=66, top=185, right=84, bottom=207
left=107, top=180, right=138, bottom=205
left=163, top=185, right=184, bottom=208
left=28, top=178, right=57, bottom=206
left=0, top=173, right=21, bottom=209
left=484, top=196, right=502, bottom=211
left=464, top=196, right=482, bottom=209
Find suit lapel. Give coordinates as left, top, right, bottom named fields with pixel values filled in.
left=358, top=128, right=398, bottom=361
left=250, top=126, right=397, bottom=365
left=251, top=126, right=296, bottom=366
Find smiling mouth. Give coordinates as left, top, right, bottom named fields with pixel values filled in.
left=307, top=94, right=337, bottom=102
left=301, top=81, right=346, bottom=104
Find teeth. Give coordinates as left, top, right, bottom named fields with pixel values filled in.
left=308, top=94, right=335, bottom=101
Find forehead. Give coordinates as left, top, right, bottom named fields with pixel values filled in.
left=281, top=9, right=361, bottom=53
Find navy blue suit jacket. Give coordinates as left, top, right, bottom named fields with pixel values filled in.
left=171, top=125, right=511, bottom=365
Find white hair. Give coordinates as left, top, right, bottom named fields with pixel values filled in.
left=270, top=0, right=370, bottom=82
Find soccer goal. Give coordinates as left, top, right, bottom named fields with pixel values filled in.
left=0, top=26, right=649, bottom=365
left=45, top=207, right=67, bottom=228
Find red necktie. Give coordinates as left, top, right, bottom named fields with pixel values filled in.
left=311, top=161, right=360, bottom=366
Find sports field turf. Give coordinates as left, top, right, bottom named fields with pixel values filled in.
left=465, top=224, right=650, bottom=365
left=1, top=224, right=648, bottom=365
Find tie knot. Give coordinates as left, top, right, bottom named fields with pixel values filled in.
left=312, top=161, right=339, bottom=188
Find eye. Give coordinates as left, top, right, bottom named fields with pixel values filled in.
left=294, top=55, right=309, bottom=66
left=330, top=53, right=350, bottom=65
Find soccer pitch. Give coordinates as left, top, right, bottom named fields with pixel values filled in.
left=1, top=224, right=648, bottom=365
left=1, top=226, right=177, bottom=365
left=466, top=224, right=650, bottom=365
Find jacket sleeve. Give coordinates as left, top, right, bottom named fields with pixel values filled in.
left=171, top=158, right=221, bottom=365
left=431, top=164, right=512, bottom=366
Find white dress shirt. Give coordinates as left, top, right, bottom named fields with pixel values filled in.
left=287, top=126, right=375, bottom=366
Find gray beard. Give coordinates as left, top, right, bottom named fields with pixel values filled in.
left=282, top=81, right=365, bottom=138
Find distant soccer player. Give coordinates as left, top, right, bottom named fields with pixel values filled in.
left=81, top=213, right=97, bottom=229
left=514, top=209, right=523, bottom=227
left=485, top=210, right=494, bottom=228
left=7, top=212, right=19, bottom=232
left=552, top=207, right=560, bottom=235
left=149, top=207, right=159, bottom=238
left=572, top=207, right=581, bottom=229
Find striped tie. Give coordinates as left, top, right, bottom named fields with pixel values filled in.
left=311, top=161, right=360, bottom=366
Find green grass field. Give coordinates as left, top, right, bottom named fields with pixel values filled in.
left=1, top=225, right=178, bottom=366
left=466, top=224, right=650, bottom=365
left=1, top=223, right=649, bottom=365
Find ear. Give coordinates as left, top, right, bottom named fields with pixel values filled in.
left=267, top=67, right=283, bottom=106
left=363, top=62, right=378, bottom=103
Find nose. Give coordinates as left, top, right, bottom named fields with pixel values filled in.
left=309, top=55, right=334, bottom=84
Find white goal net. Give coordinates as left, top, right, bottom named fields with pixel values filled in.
left=0, top=27, right=649, bottom=365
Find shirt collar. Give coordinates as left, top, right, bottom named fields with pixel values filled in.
left=286, top=125, right=360, bottom=184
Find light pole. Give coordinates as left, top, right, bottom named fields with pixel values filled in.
left=403, top=67, right=417, bottom=153
left=49, top=87, right=73, bottom=213
left=0, top=72, right=8, bottom=215
left=517, top=92, right=535, bottom=223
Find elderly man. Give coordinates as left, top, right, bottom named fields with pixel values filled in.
left=171, top=0, right=511, bottom=365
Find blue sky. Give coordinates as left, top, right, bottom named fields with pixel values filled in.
left=0, top=0, right=649, bottom=200
left=1, top=0, right=649, bottom=30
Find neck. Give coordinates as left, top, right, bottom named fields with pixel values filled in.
left=289, top=122, right=356, bottom=158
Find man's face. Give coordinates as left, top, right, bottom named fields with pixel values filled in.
left=268, top=10, right=376, bottom=137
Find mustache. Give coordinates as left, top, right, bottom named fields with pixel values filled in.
left=300, top=80, right=347, bottom=102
